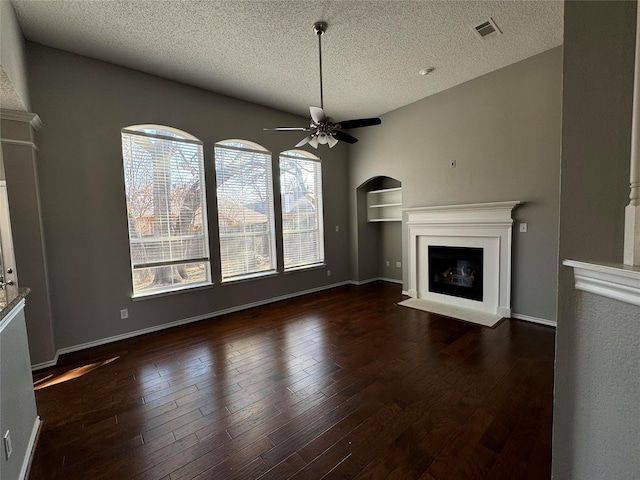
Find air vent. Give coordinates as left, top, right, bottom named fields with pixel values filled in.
left=473, top=18, right=501, bottom=40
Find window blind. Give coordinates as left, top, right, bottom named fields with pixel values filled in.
left=279, top=151, right=324, bottom=270
left=214, top=141, right=277, bottom=281
left=122, top=126, right=211, bottom=296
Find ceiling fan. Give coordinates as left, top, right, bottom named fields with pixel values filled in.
left=265, top=21, right=382, bottom=149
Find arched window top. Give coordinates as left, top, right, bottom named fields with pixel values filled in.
left=123, top=124, right=201, bottom=143
left=280, top=149, right=320, bottom=161
left=216, top=139, right=269, bottom=153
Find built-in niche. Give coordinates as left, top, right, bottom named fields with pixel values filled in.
left=356, top=176, right=402, bottom=283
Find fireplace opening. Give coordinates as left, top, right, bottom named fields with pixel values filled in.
left=428, top=246, right=483, bottom=301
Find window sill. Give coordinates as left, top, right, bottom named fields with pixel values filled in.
left=283, top=263, right=326, bottom=274
left=221, top=270, right=279, bottom=285
left=132, top=282, right=214, bottom=301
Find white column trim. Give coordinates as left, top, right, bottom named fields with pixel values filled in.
left=624, top=0, right=640, bottom=265
left=0, top=109, right=43, bottom=130
left=0, top=138, right=38, bottom=151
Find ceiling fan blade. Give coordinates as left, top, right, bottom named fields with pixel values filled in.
left=309, top=106, right=327, bottom=124
left=333, top=130, right=359, bottom=144
left=263, top=127, right=311, bottom=131
left=336, top=118, right=382, bottom=129
left=295, top=135, right=314, bottom=147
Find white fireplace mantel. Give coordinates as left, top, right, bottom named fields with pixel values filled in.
left=405, top=201, right=520, bottom=321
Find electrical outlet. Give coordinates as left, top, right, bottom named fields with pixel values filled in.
left=386, top=260, right=390, bottom=267
left=396, top=262, right=402, bottom=268
left=519, top=223, right=528, bottom=233
left=335, top=225, right=339, bottom=232
left=4, top=430, right=12, bottom=461
left=120, top=308, right=129, bottom=320
left=327, top=269, right=332, bottom=277
left=450, top=159, right=456, bottom=168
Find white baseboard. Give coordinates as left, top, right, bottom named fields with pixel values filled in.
left=350, top=277, right=403, bottom=286
left=20, top=416, right=41, bottom=480
left=33, top=281, right=353, bottom=369
left=31, top=352, right=59, bottom=371
left=511, top=313, right=556, bottom=327
left=349, top=278, right=378, bottom=286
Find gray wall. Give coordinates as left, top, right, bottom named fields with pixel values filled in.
left=25, top=43, right=350, bottom=355
left=555, top=292, right=640, bottom=479
left=349, top=47, right=563, bottom=323
left=378, top=222, right=402, bottom=282
left=0, top=302, right=39, bottom=480
left=0, top=0, right=30, bottom=110
left=354, top=184, right=379, bottom=282
left=554, top=1, right=640, bottom=479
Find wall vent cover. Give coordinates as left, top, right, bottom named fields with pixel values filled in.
left=473, top=18, right=502, bottom=40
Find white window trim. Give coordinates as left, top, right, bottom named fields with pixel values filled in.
left=215, top=139, right=278, bottom=282
left=122, top=125, right=212, bottom=297
left=279, top=150, right=325, bottom=272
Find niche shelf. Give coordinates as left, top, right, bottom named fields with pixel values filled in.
left=367, top=187, right=402, bottom=222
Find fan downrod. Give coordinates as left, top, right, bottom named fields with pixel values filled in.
left=313, top=21, right=327, bottom=110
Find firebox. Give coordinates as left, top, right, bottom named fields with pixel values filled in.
left=428, top=246, right=483, bottom=301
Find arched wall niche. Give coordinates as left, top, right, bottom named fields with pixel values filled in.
left=355, top=176, right=403, bottom=283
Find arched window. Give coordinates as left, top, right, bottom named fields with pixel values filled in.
left=279, top=149, right=324, bottom=270
left=214, top=140, right=277, bottom=281
left=121, top=125, right=211, bottom=296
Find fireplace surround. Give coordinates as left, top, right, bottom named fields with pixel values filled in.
left=405, top=201, right=520, bottom=322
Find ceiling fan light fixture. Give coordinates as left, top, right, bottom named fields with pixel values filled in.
left=264, top=21, right=381, bottom=148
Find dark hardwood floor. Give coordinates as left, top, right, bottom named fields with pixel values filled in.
left=28, top=282, right=555, bottom=480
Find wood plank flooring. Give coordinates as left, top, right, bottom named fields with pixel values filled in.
left=28, top=282, right=555, bottom=480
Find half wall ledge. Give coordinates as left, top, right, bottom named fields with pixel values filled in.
left=563, top=260, right=640, bottom=308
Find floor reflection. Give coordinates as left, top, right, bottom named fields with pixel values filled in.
left=283, top=315, right=325, bottom=373
left=33, top=356, right=119, bottom=390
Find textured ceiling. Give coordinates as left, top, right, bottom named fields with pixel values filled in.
left=0, top=66, right=26, bottom=110
left=9, top=0, right=563, bottom=121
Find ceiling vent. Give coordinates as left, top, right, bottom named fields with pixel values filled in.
left=473, top=18, right=502, bottom=40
